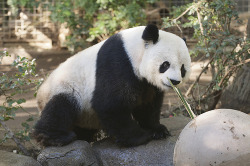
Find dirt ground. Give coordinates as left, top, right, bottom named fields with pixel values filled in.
left=0, top=48, right=213, bottom=152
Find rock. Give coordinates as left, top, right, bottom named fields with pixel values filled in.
left=37, top=140, right=99, bottom=166
left=218, top=153, right=250, bottom=166
left=93, top=116, right=190, bottom=166
left=0, top=150, right=40, bottom=166
left=36, top=116, right=190, bottom=166
left=93, top=138, right=175, bottom=166
left=160, top=116, right=191, bottom=138
left=174, top=109, right=250, bottom=166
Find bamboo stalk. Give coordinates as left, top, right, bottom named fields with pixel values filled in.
left=167, top=78, right=196, bottom=119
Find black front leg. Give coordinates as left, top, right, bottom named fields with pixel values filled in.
left=95, top=109, right=153, bottom=147
left=132, top=90, right=171, bottom=140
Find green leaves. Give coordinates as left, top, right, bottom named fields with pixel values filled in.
left=7, top=0, right=156, bottom=52
left=17, top=99, right=26, bottom=104
left=162, top=0, right=250, bottom=113
left=0, top=50, right=39, bottom=145
left=47, top=0, right=156, bottom=51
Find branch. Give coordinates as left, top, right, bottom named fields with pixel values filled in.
left=196, top=6, right=211, bottom=55
left=185, top=57, right=214, bottom=97
left=169, top=2, right=201, bottom=36
left=174, top=22, right=183, bottom=34
left=173, top=5, right=195, bottom=22
left=0, top=89, right=4, bottom=96
left=186, top=6, right=218, bottom=98
left=218, top=58, right=250, bottom=87
left=196, top=8, right=204, bottom=36
left=0, top=120, right=31, bottom=156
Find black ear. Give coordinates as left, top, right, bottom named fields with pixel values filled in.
left=182, top=37, right=187, bottom=45
left=142, top=24, right=159, bottom=44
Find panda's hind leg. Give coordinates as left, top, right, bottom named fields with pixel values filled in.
left=33, top=93, right=79, bottom=147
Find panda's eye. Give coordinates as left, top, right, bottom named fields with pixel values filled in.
left=181, top=64, right=186, bottom=77
left=159, top=61, right=170, bottom=73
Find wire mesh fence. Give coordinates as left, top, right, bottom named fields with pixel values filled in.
left=236, top=0, right=249, bottom=12
left=0, top=0, right=249, bottom=47
left=146, top=0, right=193, bottom=38
left=0, top=0, right=58, bottom=47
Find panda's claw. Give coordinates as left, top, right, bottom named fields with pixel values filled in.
left=115, top=130, right=153, bottom=147
left=33, top=129, right=77, bottom=147
left=152, top=124, right=171, bottom=140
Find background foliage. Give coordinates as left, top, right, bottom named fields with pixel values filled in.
left=163, top=0, right=250, bottom=114
left=50, top=0, right=156, bottom=51
left=7, top=0, right=156, bottom=51
left=0, top=50, right=42, bottom=155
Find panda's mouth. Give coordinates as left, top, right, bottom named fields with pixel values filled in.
left=162, top=81, right=172, bottom=88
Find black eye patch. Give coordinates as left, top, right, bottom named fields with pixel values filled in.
left=181, top=64, right=186, bottom=78
left=159, top=61, right=170, bottom=73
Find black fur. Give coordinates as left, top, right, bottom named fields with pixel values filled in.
left=170, top=79, right=180, bottom=85
left=181, top=64, right=186, bottom=78
left=33, top=93, right=80, bottom=146
left=73, top=127, right=98, bottom=142
left=159, top=61, right=170, bottom=73
left=142, top=24, right=159, bottom=44
left=182, top=37, right=187, bottom=44
left=92, top=34, right=170, bottom=147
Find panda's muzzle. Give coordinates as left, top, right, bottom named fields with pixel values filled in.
left=162, top=81, right=172, bottom=88
left=162, top=79, right=181, bottom=88
left=170, top=79, right=181, bottom=85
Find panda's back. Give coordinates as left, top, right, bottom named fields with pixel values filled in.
left=37, top=41, right=105, bottom=112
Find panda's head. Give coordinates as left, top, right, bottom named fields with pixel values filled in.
left=139, top=24, right=191, bottom=91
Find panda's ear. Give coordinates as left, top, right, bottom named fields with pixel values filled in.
left=182, top=37, right=187, bottom=45
left=142, top=24, right=159, bottom=44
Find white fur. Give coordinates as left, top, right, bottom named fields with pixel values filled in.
left=119, top=26, right=146, bottom=78
left=37, top=41, right=105, bottom=112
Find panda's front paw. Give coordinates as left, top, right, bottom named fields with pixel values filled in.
left=33, top=129, right=77, bottom=147
left=115, top=129, right=153, bottom=147
left=152, top=124, right=171, bottom=140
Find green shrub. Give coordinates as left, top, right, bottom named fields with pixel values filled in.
left=0, top=49, right=42, bottom=155
left=163, top=0, right=250, bottom=114
left=48, top=0, right=157, bottom=52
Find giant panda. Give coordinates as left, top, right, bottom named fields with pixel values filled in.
left=33, top=24, right=191, bottom=147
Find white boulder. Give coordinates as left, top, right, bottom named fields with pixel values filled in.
left=174, top=109, right=250, bottom=166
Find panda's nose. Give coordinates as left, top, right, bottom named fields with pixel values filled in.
left=170, top=79, right=181, bottom=85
